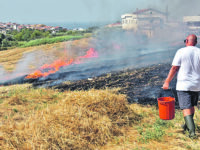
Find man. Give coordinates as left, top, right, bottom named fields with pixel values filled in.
left=163, top=34, right=200, bottom=138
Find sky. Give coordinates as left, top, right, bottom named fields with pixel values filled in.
left=1, top=0, right=200, bottom=25
left=0, top=0, right=162, bottom=24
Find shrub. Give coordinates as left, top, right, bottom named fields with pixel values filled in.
left=20, top=35, right=83, bottom=47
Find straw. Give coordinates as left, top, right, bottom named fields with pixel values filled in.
left=0, top=89, right=138, bottom=149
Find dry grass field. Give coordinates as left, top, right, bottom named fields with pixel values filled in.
left=0, top=84, right=200, bottom=150
left=0, top=85, right=136, bottom=149
left=0, top=39, right=200, bottom=149
left=0, top=38, right=92, bottom=72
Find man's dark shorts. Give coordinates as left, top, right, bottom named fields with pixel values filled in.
left=177, top=91, right=199, bottom=109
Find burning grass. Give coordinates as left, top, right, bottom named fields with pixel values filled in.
left=0, top=38, right=92, bottom=72
left=0, top=85, right=139, bottom=149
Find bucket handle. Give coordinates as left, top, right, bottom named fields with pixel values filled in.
left=161, top=87, right=176, bottom=98
left=169, top=87, right=175, bottom=98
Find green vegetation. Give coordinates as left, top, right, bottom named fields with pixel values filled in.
left=0, top=33, right=17, bottom=50
left=10, top=29, right=51, bottom=41
left=137, top=118, right=174, bottom=143
left=20, top=35, right=84, bottom=48
left=0, top=26, right=97, bottom=50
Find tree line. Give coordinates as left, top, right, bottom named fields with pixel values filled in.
left=0, top=26, right=99, bottom=50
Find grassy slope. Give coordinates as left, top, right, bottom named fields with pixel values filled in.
left=0, top=38, right=92, bottom=71
left=0, top=39, right=200, bottom=149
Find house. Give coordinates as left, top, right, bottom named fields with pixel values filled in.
left=12, top=23, right=20, bottom=30
left=0, top=27, right=7, bottom=34
left=51, top=26, right=63, bottom=32
left=17, top=25, right=26, bottom=31
left=183, top=16, right=200, bottom=36
left=121, top=8, right=168, bottom=37
left=0, top=22, right=66, bottom=34
left=106, top=22, right=122, bottom=28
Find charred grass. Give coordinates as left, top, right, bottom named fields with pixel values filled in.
left=0, top=84, right=200, bottom=149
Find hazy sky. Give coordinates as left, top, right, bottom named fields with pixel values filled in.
left=0, top=0, right=162, bottom=24
left=1, top=0, right=200, bottom=25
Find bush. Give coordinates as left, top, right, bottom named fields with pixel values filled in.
left=13, top=29, right=51, bottom=41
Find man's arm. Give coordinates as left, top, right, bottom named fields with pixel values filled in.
left=162, top=66, right=180, bottom=89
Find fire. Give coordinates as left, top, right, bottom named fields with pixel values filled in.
left=25, top=48, right=98, bottom=79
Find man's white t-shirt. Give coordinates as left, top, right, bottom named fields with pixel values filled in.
left=172, top=46, right=200, bottom=91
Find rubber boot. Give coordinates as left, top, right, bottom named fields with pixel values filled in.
left=182, top=114, right=194, bottom=132
left=184, top=114, right=196, bottom=138
left=181, top=124, right=188, bottom=132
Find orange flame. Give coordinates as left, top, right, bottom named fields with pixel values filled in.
left=25, top=48, right=98, bottom=79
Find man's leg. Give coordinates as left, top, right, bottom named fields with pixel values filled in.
left=177, top=91, right=197, bottom=137
left=183, top=107, right=196, bottom=137
left=182, top=107, right=194, bottom=131
left=183, top=107, right=195, bottom=116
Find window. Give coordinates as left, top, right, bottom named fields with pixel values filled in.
left=125, top=16, right=132, bottom=19
left=187, top=22, right=200, bottom=26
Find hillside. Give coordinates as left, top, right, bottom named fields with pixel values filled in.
left=0, top=38, right=92, bottom=72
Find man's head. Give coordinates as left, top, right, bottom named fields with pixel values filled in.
left=184, top=34, right=197, bottom=46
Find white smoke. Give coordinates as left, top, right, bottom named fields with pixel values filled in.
left=159, top=0, right=200, bottom=20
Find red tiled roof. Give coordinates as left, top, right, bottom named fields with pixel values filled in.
left=133, top=9, right=150, bottom=14
left=133, top=8, right=166, bottom=15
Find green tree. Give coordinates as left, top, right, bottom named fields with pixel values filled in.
left=22, top=29, right=32, bottom=41
left=0, top=34, right=6, bottom=46
left=13, top=32, right=23, bottom=41
left=66, top=31, right=73, bottom=35
left=31, top=30, right=42, bottom=39
left=43, top=31, right=51, bottom=38
left=2, top=39, right=10, bottom=47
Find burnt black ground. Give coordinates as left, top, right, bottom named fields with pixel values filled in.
left=0, top=62, right=179, bottom=107
left=49, top=63, right=179, bottom=107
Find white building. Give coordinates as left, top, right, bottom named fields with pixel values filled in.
left=121, top=8, right=168, bottom=37
left=183, top=16, right=200, bottom=30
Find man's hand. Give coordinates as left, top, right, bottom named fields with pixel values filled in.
left=162, top=81, right=169, bottom=90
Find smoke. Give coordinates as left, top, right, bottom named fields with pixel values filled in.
left=0, top=52, right=35, bottom=83
left=0, top=49, right=58, bottom=83
left=92, top=27, right=179, bottom=63
left=159, top=0, right=200, bottom=19
left=0, top=24, right=184, bottom=86
left=38, top=25, right=182, bottom=88
left=2, top=0, right=199, bottom=86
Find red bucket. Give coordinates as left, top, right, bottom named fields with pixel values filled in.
left=157, top=97, right=175, bottom=120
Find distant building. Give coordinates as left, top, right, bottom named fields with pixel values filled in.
left=0, top=28, right=6, bottom=34
left=0, top=22, right=65, bottom=34
left=106, top=22, right=122, bottom=28
left=183, top=16, right=200, bottom=29
left=121, top=8, right=168, bottom=37
left=183, top=16, right=200, bottom=36
left=12, top=23, right=20, bottom=30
